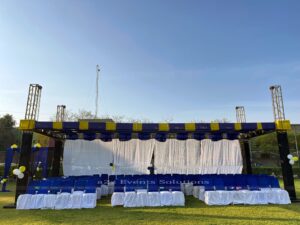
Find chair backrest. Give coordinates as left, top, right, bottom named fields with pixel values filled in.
left=224, top=175, right=236, bottom=190
left=101, top=174, right=109, bottom=185
left=270, top=176, right=280, bottom=188
left=114, top=178, right=125, bottom=192
left=74, top=178, right=87, bottom=192
left=109, top=175, right=116, bottom=182
left=124, top=175, right=135, bottom=192
left=235, top=175, right=247, bottom=189
left=49, top=178, right=63, bottom=194
left=37, top=179, right=51, bottom=194
left=26, top=180, right=40, bottom=194
left=258, top=175, right=272, bottom=188
left=246, top=175, right=259, bottom=190
left=213, top=177, right=225, bottom=190
left=85, top=178, right=98, bottom=193
left=147, top=176, right=158, bottom=192
left=60, top=178, right=74, bottom=193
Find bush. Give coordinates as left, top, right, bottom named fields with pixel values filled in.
left=253, top=167, right=300, bottom=177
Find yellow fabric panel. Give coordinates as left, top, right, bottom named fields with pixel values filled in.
left=234, top=123, right=242, bottom=131
left=185, top=123, right=196, bottom=131
left=53, top=122, right=63, bottom=130
left=133, top=123, right=142, bottom=132
left=106, top=122, right=116, bottom=131
left=19, top=120, right=35, bottom=130
left=159, top=123, right=170, bottom=131
left=257, top=123, right=263, bottom=130
left=275, top=120, right=291, bottom=130
left=79, top=121, right=89, bottom=130
left=210, top=123, right=220, bottom=131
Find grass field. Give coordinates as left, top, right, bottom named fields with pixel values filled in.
left=1, top=181, right=300, bottom=225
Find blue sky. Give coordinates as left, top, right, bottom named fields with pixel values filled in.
left=1, top=0, right=300, bottom=123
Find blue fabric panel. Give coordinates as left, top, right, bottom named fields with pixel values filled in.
left=67, top=133, right=78, bottom=140
left=138, top=133, right=151, bottom=140
left=227, top=133, right=239, bottom=140
left=63, top=122, right=79, bottom=130
left=242, top=123, right=258, bottom=131
left=262, top=123, right=276, bottom=130
left=142, top=123, right=159, bottom=132
left=155, top=133, right=167, bottom=142
left=89, top=122, right=106, bottom=131
left=195, top=123, right=211, bottom=132
left=99, top=133, right=113, bottom=142
left=84, top=133, right=96, bottom=140
left=119, top=133, right=132, bottom=141
left=116, top=123, right=132, bottom=132
left=176, top=133, right=188, bottom=140
left=35, top=121, right=52, bottom=129
left=219, top=123, right=235, bottom=131
left=4, top=148, right=15, bottom=178
left=210, top=133, right=223, bottom=141
left=169, top=123, right=185, bottom=132
left=193, top=133, right=206, bottom=140
left=32, top=147, right=48, bottom=178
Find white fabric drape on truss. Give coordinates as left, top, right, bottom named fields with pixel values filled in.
left=154, top=139, right=243, bottom=174
left=63, top=140, right=114, bottom=176
left=63, top=139, right=243, bottom=176
left=63, top=139, right=155, bottom=176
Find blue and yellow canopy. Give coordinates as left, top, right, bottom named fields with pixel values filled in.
left=19, top=120, right=291, bottom=141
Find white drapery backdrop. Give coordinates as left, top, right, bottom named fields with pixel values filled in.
left=63, top=139, right=243, bottom=176
left=154, top=139, right=243, bottom=174
left=63, top=139, right=155, bottom=176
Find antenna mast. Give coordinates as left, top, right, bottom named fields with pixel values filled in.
left=95, top=65, right=100, bottom=118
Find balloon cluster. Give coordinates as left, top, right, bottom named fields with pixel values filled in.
left=34, top=143, right=42, bottom=148
left=13, top=166, right=26, bottom=179
left=10, top=144, right=18, bottom=149
left=287, top=154, right=299, bottom=165
left=0, top=178, right=7, bottom=184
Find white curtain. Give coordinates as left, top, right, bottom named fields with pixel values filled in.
left=63, top=139, right=155, bottom=176
left=113, top=139, right=155, bottom=174
left=199, top=139, right=243, bottom=174
left=63, top=139, right=243, bottom=176
left=154, top=139, right=243, bottom=174
left=63, top=140, right=114, bottom=176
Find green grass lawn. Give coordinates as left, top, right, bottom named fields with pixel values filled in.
left=1, top=181, right=300, bottom=225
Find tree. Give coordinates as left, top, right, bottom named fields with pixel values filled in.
left=0, top=114, right=20, bottom=151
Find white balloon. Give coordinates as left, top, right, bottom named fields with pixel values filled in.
left=287, top=154, right=293, bottom=159
left=0, top=180, right=4, bottom=184
left=13, top=169, right=21, bottom=176
left=289, top=159, right=295, bottom=165
left=17, top=173, right=24, bottom=179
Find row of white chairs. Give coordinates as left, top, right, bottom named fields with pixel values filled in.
left=193, top=186, right=291, bottom=205
left=17, top=191, right=97, bottom=210
left=111, top=190, right=185, bottom=207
